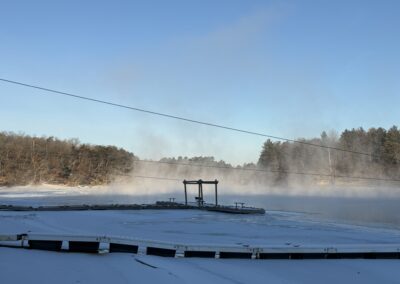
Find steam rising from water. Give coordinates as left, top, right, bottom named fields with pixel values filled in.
left=1, top=161, right=400, bottom=228
left=104, top=162, right=400, bottom=227
left=110, top=160, right=400, bottom=199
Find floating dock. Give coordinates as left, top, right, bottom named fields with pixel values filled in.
left=204, top=205, right=265, bottom=214
left=0, top=179, right=265, bottom=214
left=0, top=202, right=265, bottom=214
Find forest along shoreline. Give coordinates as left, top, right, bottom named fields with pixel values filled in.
left=0, top=126, right=399, bottom=187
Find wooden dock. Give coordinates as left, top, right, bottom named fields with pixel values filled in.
left=0, top=202, right=265, bottom=214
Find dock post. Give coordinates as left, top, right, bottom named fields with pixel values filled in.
left=215, top=179, right=218, bottom=206
left=200, top=183, right=203, bottom=204
left=184, top=180, right=187, bottom=206
left=199, top=182, right=203, bottom=206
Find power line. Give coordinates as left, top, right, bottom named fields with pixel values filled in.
left=0, top=77, right=391, bottom=161
left=131, top=174, right=181, bottom=181
left=133, top=159, right=400, bottom=183
left=135, top=159, right=328, bottom=176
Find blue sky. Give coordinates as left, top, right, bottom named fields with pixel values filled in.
left=0, top=0, right=399, bottom=165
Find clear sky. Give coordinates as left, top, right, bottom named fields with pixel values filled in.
left=0, top=0, right=399, bottom=165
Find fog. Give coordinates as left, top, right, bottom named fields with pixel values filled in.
left=1, top=157, right=400, bottom=229
left=107, top=160, right=400, bottom=226
left=111, top=159, right=399, bottom=197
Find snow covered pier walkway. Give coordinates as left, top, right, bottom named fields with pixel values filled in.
left=1, top=233, right=400, bottom=260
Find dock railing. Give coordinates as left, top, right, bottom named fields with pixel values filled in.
left=1, top=233, right=400, bottom=259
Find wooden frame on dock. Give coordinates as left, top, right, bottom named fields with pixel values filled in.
left=183, top=179, right=219, bottom=207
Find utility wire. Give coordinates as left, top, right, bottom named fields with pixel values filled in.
left=133, top=159, right=400, bottom=183
left=0, top=78, right=395, bottom=161
left=135, top=159, right=330, bottom=176
left=131, top=174, right=181, bottom=181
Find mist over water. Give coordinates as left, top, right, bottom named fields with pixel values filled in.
left=2, top=181, right=400, bottom=229
left=2, top=157, right=400, bottom=227
left=3, top=155, right=400, bottom=228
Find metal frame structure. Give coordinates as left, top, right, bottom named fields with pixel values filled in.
left=183, top=179, right=218, bottom=207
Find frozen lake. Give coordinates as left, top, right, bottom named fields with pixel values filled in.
left=2, top=185, right=400, bottom=283
left=2, top=185, right=400, bottom=228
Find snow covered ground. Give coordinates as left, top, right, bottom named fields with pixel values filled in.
left=1, top=185, right=400, bottom=283
left=2, top=247, right=400, bottom=284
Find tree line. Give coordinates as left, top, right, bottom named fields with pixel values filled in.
left=257, top=126, right=400, bottom=184
left=0, top=132, right=135, bottom=186
left=1, top=126, right=399, bottom=186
